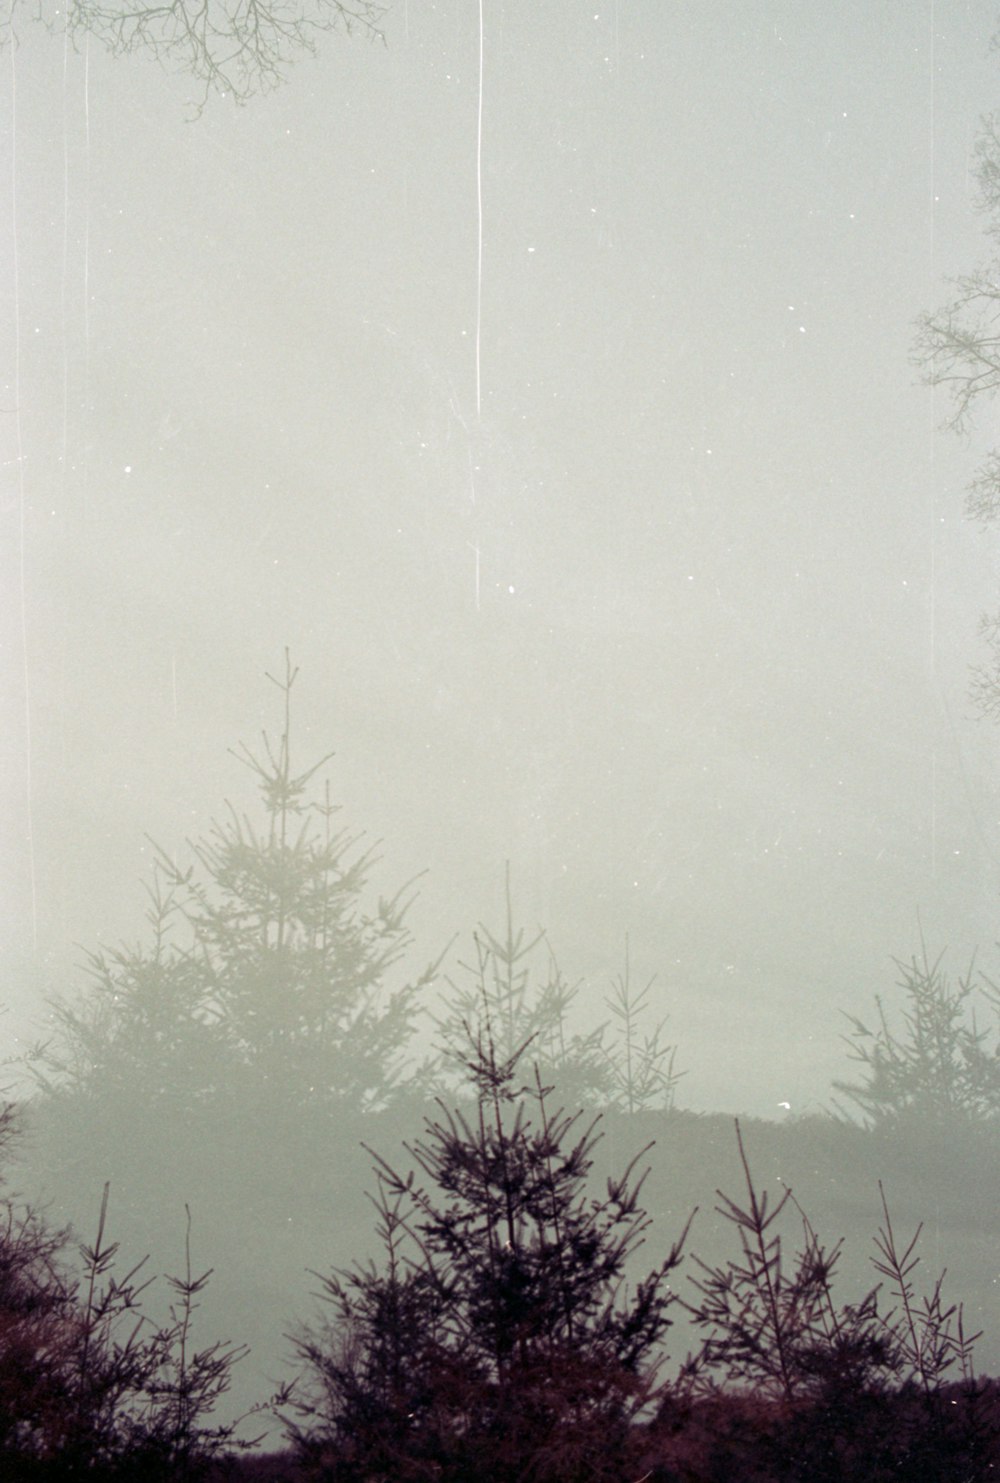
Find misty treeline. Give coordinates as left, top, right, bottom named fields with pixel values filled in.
left=18, top=649, right=1000, bottom=1138
left=1, top=1027, right=998, bottom=1480
left=277, top=1033, right=998, bottom=1483
left=27, top=652, right=688, bottom=1134
left=6, top=27, right=1000, bottom=1475
left=0, top=652, right=997, bottom=1479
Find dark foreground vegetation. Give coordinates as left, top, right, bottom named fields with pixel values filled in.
left=2, top=1030, right=999, bottom=1481
left=5, top=658, right=999, bottom=1479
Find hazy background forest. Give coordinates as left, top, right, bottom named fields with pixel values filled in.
left=2, top=0, right=1000, bottom=1471
left=3, top=0, right=999, bottom=1115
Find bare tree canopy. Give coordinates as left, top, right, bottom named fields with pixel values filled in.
left=914, top=93, right=1000, bottom=719
left=914, top=269, right=1000, bottom=442
left=1, top=0, right=385, bottom=106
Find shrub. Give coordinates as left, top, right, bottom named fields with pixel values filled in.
left=665, top=1121, right=996, bottom=1482
left=0, top=1115, right=251, bottom=1481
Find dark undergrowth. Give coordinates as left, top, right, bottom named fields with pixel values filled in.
left=10, top=660, right=998, bottom=1476
left=5, top=1067, right=998, bottom=1482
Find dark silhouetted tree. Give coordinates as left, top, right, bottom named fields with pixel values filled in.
left=0, top=1109, right=252, bottom=1479
left=670, top=1121, right=992, bottom=1483
left=286, top=1023, right=691, bottom=1482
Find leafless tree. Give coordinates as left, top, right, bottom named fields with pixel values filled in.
left=2, top=0, right=385, bottom=110
left=914, top=97, right=1000, bottom=718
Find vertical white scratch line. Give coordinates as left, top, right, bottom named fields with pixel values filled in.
left=61, top=29, right=70, bottom=490
left=171, top=654, right=179, bottom=723
left=82, top=38, right=91, bottom=520
left=468, top=542, right=481, bottom=611
left=930, top=748, right=937, bottom=880
left=9, top=26, right=38, bottom=950
left=927, top=0, right=936, bottom=684
left=929, top=525, right=936, bottom=681
left=475, top=0, right=484, bottom=421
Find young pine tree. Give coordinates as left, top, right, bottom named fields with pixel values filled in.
left=833, top=945, right=1000, bottom=1131
left=668, top=1122, right=992, bottom=1483
left=0, top=1106, right=251, bottom=1481
left=287, top=1022, right=691, bottom=1482
left=602, top=934, right=685, bottom=1115
left=432, top=866, right=616, bottom=1110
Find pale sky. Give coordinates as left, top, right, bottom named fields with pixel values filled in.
left=2, top=0, right=999, bottom=1117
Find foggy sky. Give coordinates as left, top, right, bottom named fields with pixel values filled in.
left=2, top=0, right=999, bottom=1116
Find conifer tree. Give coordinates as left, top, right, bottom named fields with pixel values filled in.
left=603, top=934, right=685, bottom=1114
left=0, top=1104, right=251, bottom=1479
left=833, top=946, right=1000, bottom=1130
left=35, top=653, right=437, bottom=1128
left=431, top=876, right=609, bottom=1108
left=432, top=868, right=684, bottom=1113
left=288, top=1023, right=690, bottom=1482
left=670, top=1122, right=991, bottom=1483
left=33, top=873, right=232, bottom=1127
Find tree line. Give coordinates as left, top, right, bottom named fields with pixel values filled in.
left=18, top=650, right=1000, bottom=1138
left=6, top=22, right=1000, bottom=1469
left=0, top=645, right=996, bottom=1478
left=1, top=1022, right=998, bottom=1480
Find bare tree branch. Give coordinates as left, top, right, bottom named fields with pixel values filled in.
left=2, top=0, right=385, bottom=110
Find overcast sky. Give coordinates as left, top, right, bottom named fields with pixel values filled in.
left=2, top=0, right=999, bottom=1117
